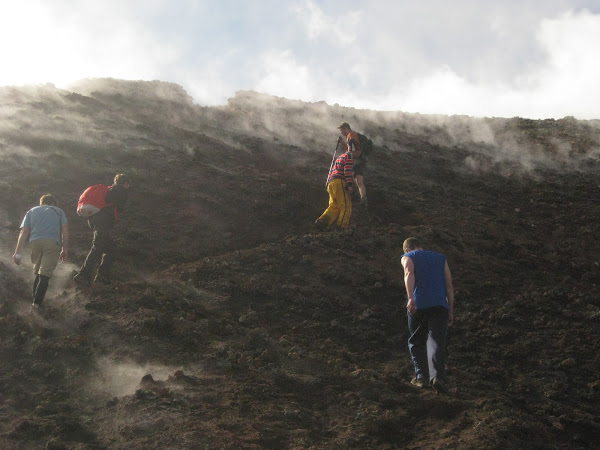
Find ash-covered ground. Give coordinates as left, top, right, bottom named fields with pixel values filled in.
left=0, top=80, right=599, bottom=448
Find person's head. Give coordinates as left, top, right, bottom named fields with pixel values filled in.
left=403, top=237, right=422, bottom=253
left=114, top=173, right=131, bottom=189
left=39, top=194, right=57, bottom=206
left=338, top=122, right=351, bottom=135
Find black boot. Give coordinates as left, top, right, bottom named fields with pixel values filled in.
left=32, top=274, right=40, bottom=302
left=33, top=275, right=50, bottom=306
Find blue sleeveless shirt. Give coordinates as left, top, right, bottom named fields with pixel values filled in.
left=403, top=250, right=448, bottom=310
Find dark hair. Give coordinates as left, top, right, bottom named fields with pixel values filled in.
left=114, top=173, right=131, bottom=186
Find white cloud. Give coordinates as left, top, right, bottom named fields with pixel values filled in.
left=180, top=67, right=235, bottom=106
left=254, top=50, right=314, bottom=100
left=347, top=9, right=600, bottom=119
left=398, top=68, right=482, bottom=115
left=296, top=0, right=360, bottom=45
left=1, top=1, right=599, bottom=119
left=531, top=10, right=600, bottom=114
left=0, top=0, right=179, bottom=87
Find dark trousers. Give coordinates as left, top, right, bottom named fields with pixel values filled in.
left=407, top=306, right=449, bottom=382
left=79, top=228, right=115, bottom=281
left=32, top=274, right=50, bottom=306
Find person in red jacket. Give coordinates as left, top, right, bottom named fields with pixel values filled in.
left=314, top=123, right=355, bottom=230
left=73, top=174, right=130, bottom=286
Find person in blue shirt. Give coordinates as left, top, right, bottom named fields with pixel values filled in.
left=401, top=237, right=455, bottom=393
left=13, top=194, right=69, bottom=310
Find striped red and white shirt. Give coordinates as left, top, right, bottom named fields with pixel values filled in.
left=327, top=151, right=354, bottom=187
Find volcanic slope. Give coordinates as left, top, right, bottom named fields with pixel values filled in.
left=0, top=79, right=599, bottom=448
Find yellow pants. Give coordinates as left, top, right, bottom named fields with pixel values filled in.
left=317, top=178, right=352, bottom=228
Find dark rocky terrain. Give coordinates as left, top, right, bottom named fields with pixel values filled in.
left=0, top=79, right=599, bottom=449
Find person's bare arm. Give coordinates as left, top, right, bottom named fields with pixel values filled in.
left=445, top=261, right=455, bottom=326
left=13, top=227, right=30, bottom=264
left=402, top=256, right=416, bottom=313
left=60, top=223, right=69, bottom=262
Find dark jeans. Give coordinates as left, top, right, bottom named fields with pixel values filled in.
left=407, top=306, right=449, bottom=382
left=79, top=227, right=115, bottom=280
left=32, top=274, right=50, bottom=306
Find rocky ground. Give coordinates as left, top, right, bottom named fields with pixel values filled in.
left=0, top=80, right=599, bottom=448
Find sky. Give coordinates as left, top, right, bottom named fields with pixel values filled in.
left=1, top=0, right=600, bottom=119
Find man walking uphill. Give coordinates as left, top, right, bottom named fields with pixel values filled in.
left=13, top=194, right=69, bottom=310
left=74, top=174, right=130, bottom=286
left=314, top=123, right=355, bottom=230
left=401, top=237, right=455, bottom=393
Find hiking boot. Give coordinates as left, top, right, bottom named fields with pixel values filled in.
left=30, top=303, right=40, bottom=313
left=411, top=377, right=426, bottom=388
left=432, top=377, right=449, bottom=394
left=73, top=273, right=91, bottom=288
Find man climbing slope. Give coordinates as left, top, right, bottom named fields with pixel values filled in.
left=74, top=173, right=130, bottom=286
left=13, top=194, right=69, bottom=310
left=401, top=237, right=455, bottom=393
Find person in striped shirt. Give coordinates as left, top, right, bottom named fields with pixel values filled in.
left=314, top=122, right=355, bottom=229
left=338, top=122, right=368, bottom=208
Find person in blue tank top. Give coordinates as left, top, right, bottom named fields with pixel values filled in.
left=401, top=237, right=455, bottom=393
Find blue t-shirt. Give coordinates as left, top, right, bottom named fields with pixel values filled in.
left=403, top=250, right=448, bottom=310
left=21, top=205, right=68, bottom=245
